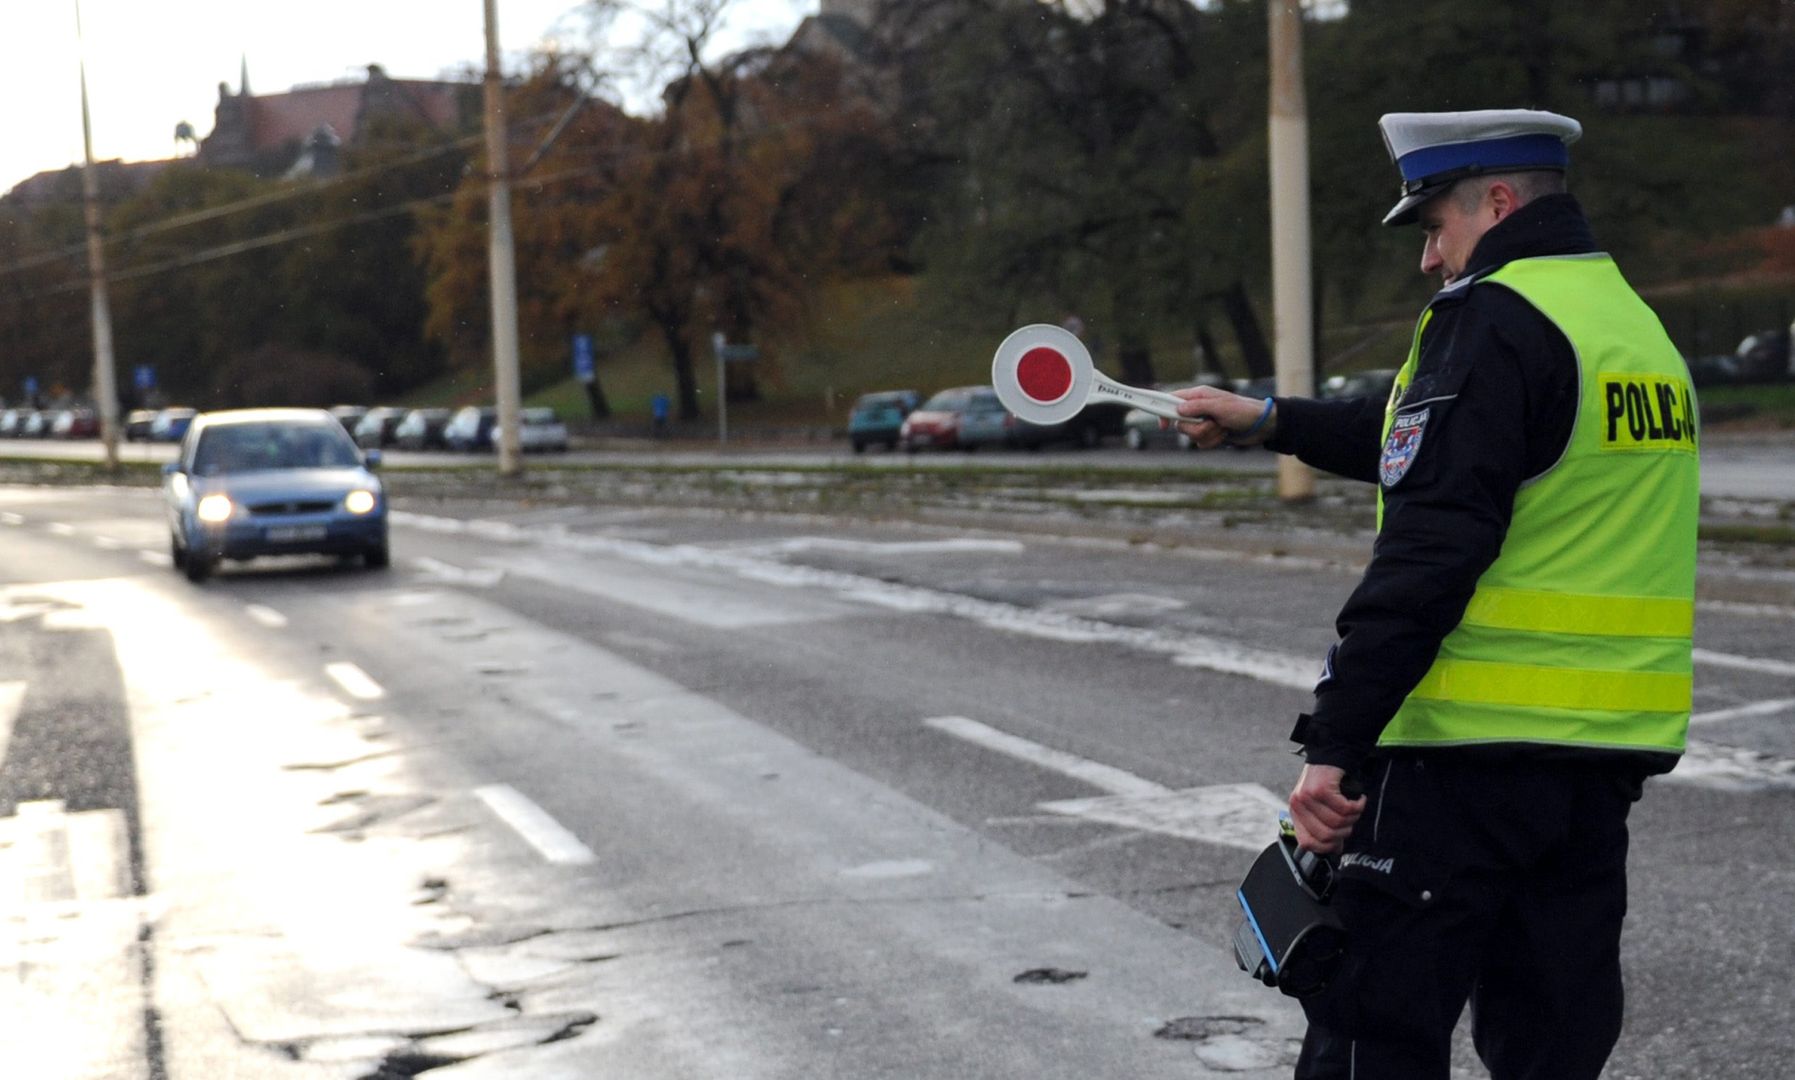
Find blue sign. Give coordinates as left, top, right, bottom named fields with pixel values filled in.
left=134, top=364, right=157, bottom=391
left=572, top=334, right=595, bottom=382
left=22, top=376, right=37, bottom=398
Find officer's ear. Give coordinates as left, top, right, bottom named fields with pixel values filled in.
left=1486, top=180, right=1519, bottom=224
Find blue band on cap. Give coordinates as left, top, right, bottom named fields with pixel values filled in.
left=1398, top=133, right=1569, bottom=186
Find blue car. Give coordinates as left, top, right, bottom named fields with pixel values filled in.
left=163, top=408, right=389, bottom=583
left=847, top=389, right=919, bottom=453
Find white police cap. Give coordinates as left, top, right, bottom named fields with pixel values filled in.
left=1378, top=109, right=1581, bottom=226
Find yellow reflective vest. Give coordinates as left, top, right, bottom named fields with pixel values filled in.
left=1376, top=254, right=1699, bottom=754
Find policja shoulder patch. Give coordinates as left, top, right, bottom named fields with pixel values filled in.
left=1380, top=407, right=1430, bottom=487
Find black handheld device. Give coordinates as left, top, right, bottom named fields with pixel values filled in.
left=1230, top=813, right=1348, bottom=999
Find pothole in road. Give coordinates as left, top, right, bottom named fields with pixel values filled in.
left=1154, top=1016, right=1298, bottom=1071
left=1013, top=967, right=1087, bottom=985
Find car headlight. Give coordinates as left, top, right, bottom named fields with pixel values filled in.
left=196, top=494, right=234, bottom=523
left=344, top=489, right=377, bottom=515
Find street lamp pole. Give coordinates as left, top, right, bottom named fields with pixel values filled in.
left=74, top=0, right=120, bottom=469
left=483, top=0, right=524, bottom=478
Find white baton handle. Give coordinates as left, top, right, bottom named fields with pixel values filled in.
left=1088, top=373, right=1188, bottom=422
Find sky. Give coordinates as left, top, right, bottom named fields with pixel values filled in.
left=2, top=0, right=813, bottom=196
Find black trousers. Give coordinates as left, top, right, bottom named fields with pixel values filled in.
left=1294, top=754, right=1641, bottom=1080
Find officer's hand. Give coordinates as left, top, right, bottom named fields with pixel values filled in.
left=1169, top=386, right=1276, bottom=449
left=1288, top=764, right=1366, bottom=855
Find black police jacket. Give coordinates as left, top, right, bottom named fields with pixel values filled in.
left=1266, top=194, right=1676, bottom=778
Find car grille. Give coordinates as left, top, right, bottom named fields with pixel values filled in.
left=245, top=499, right=336, bottom=516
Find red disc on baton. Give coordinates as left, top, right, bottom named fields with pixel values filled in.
left=992, top=324, right=1096, bottom=425
left=1016, top=347, right=1074, bottom=404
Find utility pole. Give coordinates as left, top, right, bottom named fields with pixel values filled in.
left=75, top=0, right=119, bottom=469
left=483, top=0, right=523, bottom=477
left=1267, top=0, right=1315, bottom=501
left=712, top=332, right=728, bottom=445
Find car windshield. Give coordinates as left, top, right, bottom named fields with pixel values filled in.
left=920, top=392, right=965, bottom=412
left=192, top=422, right=362, bottom=475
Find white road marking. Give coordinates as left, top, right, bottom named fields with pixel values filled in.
left=1043, top=592, right=1188, bottom=618
left=139, top=550, right=170, bottom=567
left=1694, top=648, right=1795, bottom=678
left=46, top=522, right=76, bottom=537
left=395, top=511, right=1322, bottom=687
left=747, top=537, right=1026, bottom=557
left=924, top=716, right=1168, bottom=797
left=0, top=800, right=131, bottom=906
left=1699, top=599, right=1795, bottom=620
left=92, top=536, right=123, bottom=550
left=1690, top=697, right=1795, bottom=726
left=924, top=715, right=1284, bottom=851
left=244, top=604, right=288, bottom=629
left=411, top=556, right=503, bottom=588
left=324, top=661, right=385, bottom=700
left=1038, top=786, right=1286, bottom=852
left=0, top=680, right=28, bottom=772
left=0, top=512, right=22, bottom=525
left=473, top=784, right=596, bottom=865
left=1662, top=740, right=1795, bottom=792
left=392, top=512, right=1789, bottom=693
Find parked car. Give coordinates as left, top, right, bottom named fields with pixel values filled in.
left=1060, top=402, right=1127, bottom=448
left=328, top=404, right=369, bottom=436
left=1735, top=328, right=1792, bottom=382
left=50, top=408, right=99, bottom=439
left=442, top=406, right=498, bottom=452
left=353, top=406, right=407, bottom=449
left=124, top=409, right=158, bottom=441
left=0, top=409, right=33, bottom=437
left=149, top=407, right=197, bottom=442
left=956, top=387, right=1022, bottom=450
left=899, top=387, right=979, bottom=452
left=393, top=407, right=452, bottom=450
left=494, top=407, right=570, bottom=452
left=847, top=390, right=920, bottom=453
left=20, top=411, right=53, bottom=438
left=162, top=407, right=387, bottom=583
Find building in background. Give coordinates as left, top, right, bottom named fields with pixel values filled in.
left=198, top=63, right=475, bottom=179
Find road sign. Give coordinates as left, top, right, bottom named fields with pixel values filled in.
left=134, top=364, right=156, bottom=391
left=572, top=334, right=595, bottom=383
left=22, top=376, right=37, bottom=398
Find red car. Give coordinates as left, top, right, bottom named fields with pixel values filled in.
left=50, top=409, right=99, bottom=439
left=899, top=387, right=981, bottom=452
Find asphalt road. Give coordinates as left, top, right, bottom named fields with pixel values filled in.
left=0, top=482, right=1791, bottom=1078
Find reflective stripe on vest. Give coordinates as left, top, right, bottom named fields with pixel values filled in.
left=1376, top=254, right=1699, bottom=755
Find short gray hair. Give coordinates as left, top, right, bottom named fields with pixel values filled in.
left=1448, top=170, right=1567, bottom=212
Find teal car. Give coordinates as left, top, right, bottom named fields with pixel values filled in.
left=847, top=390, right=920, bottom=452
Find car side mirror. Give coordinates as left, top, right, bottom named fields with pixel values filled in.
left=363, top=448, right=382, bottom=470
left=161, top=461, right=180, bottom=476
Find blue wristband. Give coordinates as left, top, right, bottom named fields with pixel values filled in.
left=1239, top=396, right=1274, bottom=439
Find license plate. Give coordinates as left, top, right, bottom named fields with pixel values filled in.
left=265, top=525, right=327, bottom=543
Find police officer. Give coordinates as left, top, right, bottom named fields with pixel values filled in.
left=1174, top=110, right=1699, bottom=1079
